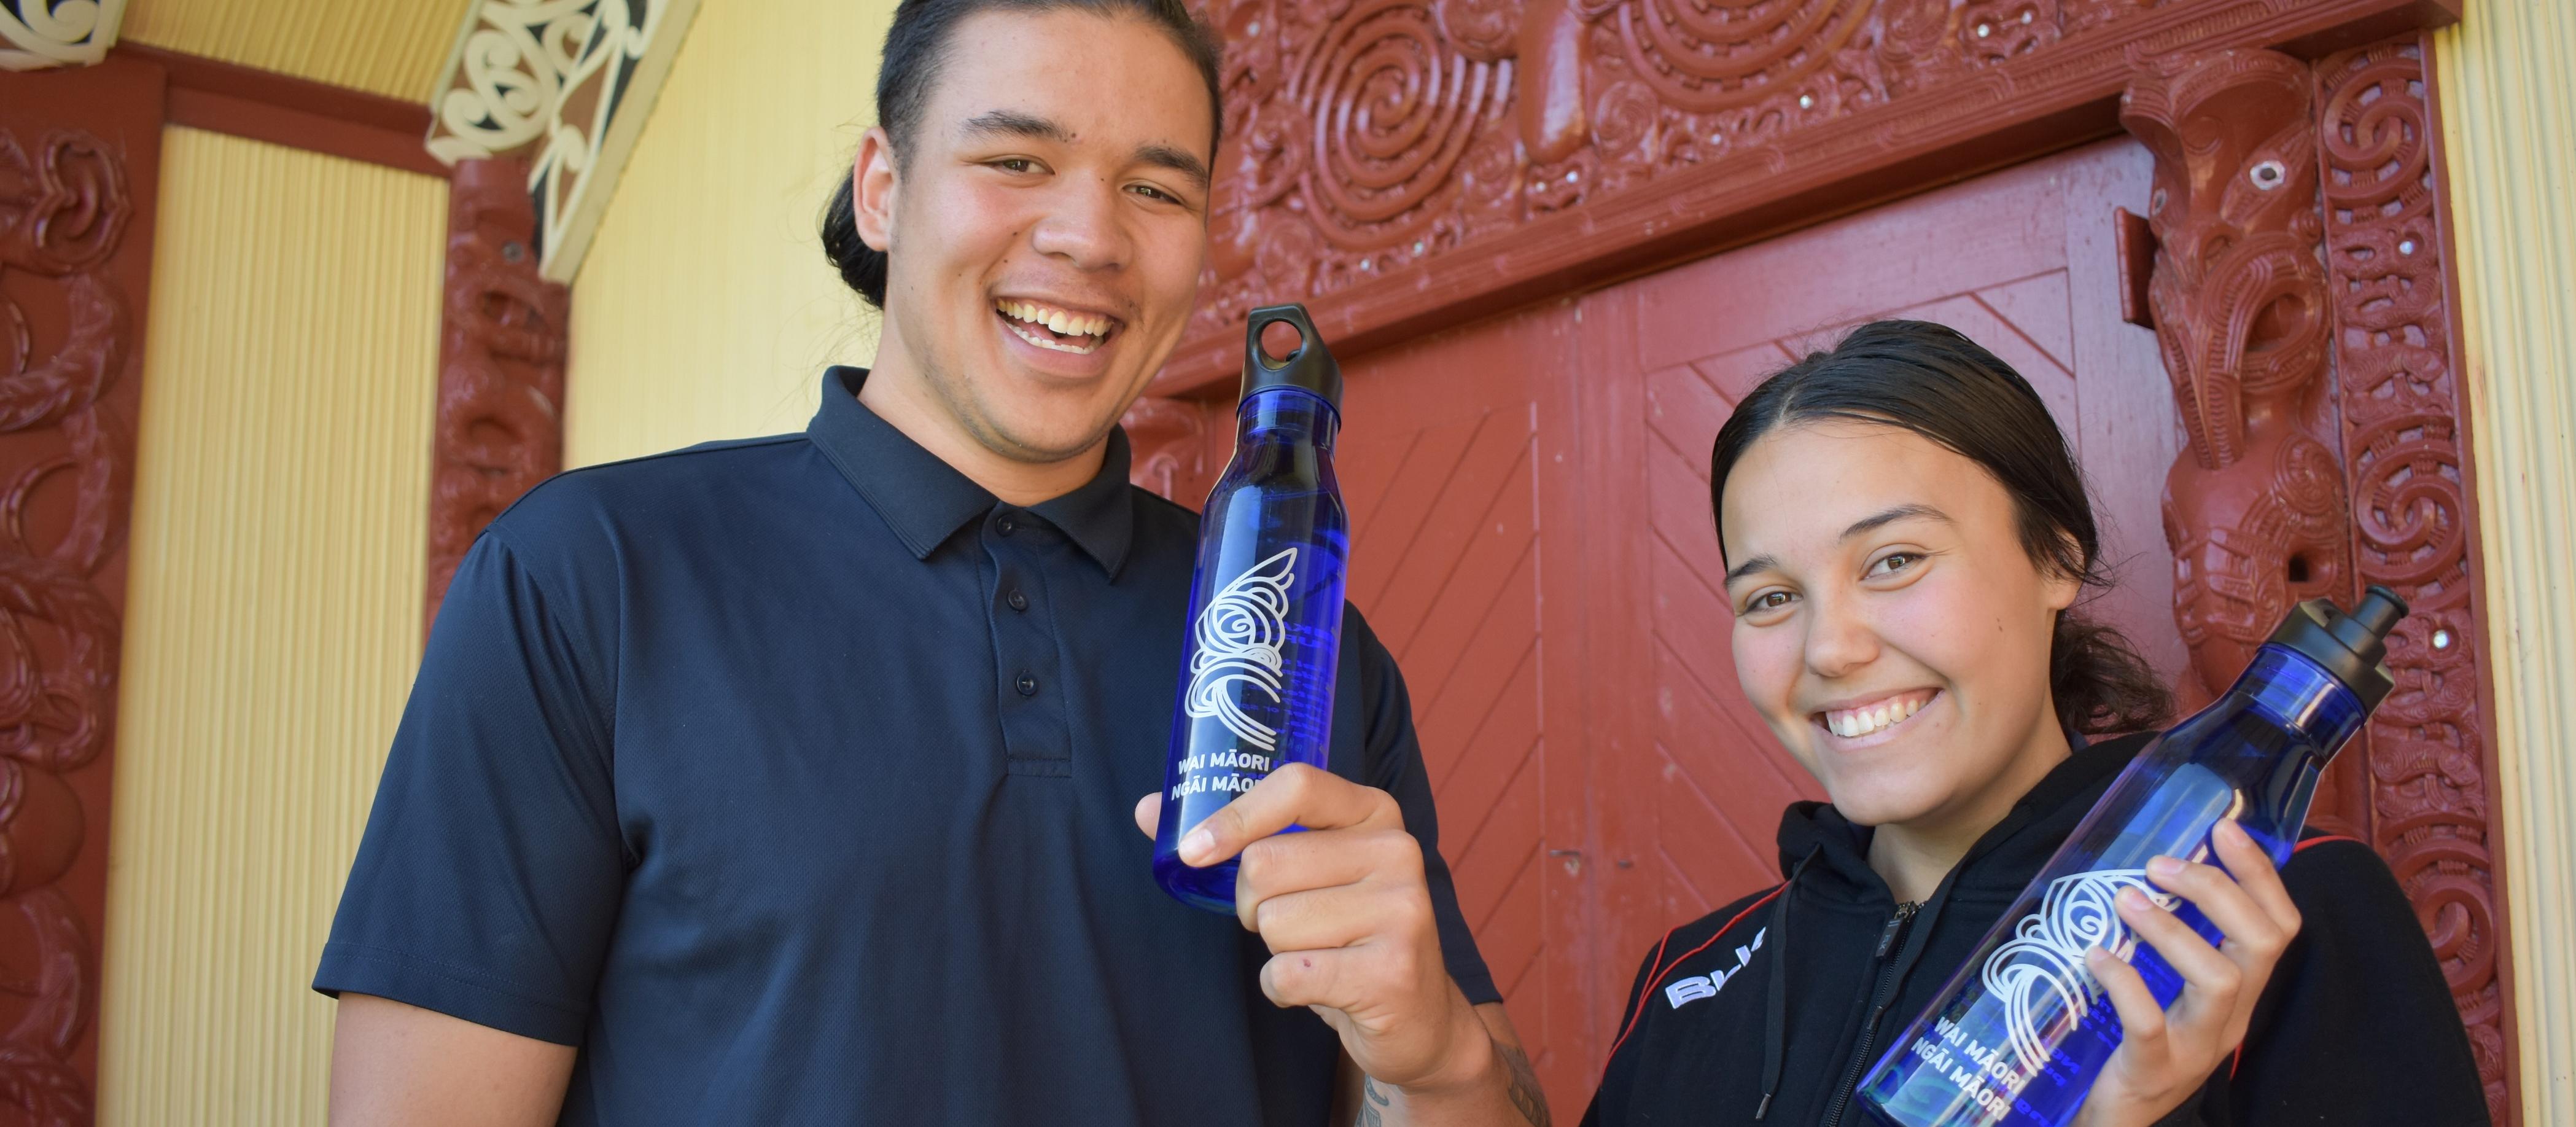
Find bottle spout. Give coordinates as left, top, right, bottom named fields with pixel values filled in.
left=1242, top=304, right=1344, bottom=411
left=2267, top=585, right=2410, bottom=712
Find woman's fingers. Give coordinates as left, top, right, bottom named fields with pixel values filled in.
left=2117, top=886, right=2242, bottom=1036
left=2087, top=945, right=2168, bottom=1058
left=2209, top=819, right=2303, bottom=937
left=2142, top=854, right=2284, bottom=962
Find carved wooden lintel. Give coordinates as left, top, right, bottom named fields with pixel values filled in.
left=1, top=0, right=126, bottom=71
left=1159, top=0, right=2462, bottom=394
left=426, top=157, right=569, bottom=634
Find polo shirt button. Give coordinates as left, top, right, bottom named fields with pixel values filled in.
left=997, top=515, right=1017, bottom=536
left=1007, top=590, right=1029, bottom=612
left=1016, top=673, right=1039, bottom=696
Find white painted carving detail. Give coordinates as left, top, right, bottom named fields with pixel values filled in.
left=0, top=0, right=126, bottom=71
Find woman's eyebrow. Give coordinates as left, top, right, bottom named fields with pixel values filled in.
left=1839, top=503, right=1951, bottom=542
left=1723, top=553, right=1780, bottom=587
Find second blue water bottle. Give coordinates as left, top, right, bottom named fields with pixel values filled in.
left=1854, top=587, right=2409, bottom=1126
left=1153, top=305, right=1350, bottom=914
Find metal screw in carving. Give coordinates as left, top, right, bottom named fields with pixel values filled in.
left=2249, top=160, right=2287, bottom=190
left=503, top=241, right=526, bottom=263
left=2400, top=239, right=2418, bottom=255
left=2434, top=629, right=2453, bottom=650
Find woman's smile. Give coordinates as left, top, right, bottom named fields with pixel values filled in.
left=1810, top=687, right=1942, bottom=746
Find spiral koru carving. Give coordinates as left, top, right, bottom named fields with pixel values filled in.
left=1609, top=0, right=1874, bottom=113
left=2315, top=39, right=2510, bottom=1121
left=1290, top=0, right=1504, bottom=249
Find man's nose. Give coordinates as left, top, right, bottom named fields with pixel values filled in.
left=1028, top=178, right=1132, bottom=270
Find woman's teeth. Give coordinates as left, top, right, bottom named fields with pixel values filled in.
left=997, top=299, right=1111, bottom=354
left=1824, top=694, right=1928, bottom=739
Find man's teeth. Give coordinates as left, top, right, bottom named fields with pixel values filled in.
left=997, top=300, right=1110, bottom=338
left=1826, top=695, right=1926, bottom=738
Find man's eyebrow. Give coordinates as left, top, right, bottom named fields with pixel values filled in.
left=958, top=109, right=1073, bottom=144
left=1134, top=142, right=1211, bottom=190
left=1840, top=503, right=1951, bottom=542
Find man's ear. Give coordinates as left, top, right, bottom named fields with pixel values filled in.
left=852, top=125, right=899, bottom=253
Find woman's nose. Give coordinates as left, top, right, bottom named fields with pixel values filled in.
left=1802, top=593, right=1880, bottom=679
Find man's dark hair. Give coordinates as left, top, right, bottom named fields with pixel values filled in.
left=1707, top=319, right=2175, bottom=736
left=819, top=0, right=1225, bottom=310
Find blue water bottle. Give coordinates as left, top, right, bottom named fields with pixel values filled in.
left=1153, top=305, right=1350, bottom=914
left=1855, top=587, right=2409, bottom=1126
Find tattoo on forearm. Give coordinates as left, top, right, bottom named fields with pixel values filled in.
left=1356, top=1076, right=1390, bottom=1127
left=1497, top=1040, right=1552, bottom=1127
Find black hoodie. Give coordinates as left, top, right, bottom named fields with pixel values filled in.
left=1581, top=731, right=2488, bottom=1126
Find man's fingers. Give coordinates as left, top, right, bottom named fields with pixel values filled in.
left=1134, top=793, right=1161, bottom=840
left=1178, top=763, right=1401, bottom=868
left=2210, top=819, right=2303, bottom=938
left=1234, top=825, right=1418, bottom=931
left=2088, top=946, right=2169, bottom=1059
left=1248, top=880, right=1428, bottom=956
left=2119, top=887, right=2241, bottom=1035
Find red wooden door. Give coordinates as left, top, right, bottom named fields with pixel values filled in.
left=1177, top=137, right=2185, bottom=1115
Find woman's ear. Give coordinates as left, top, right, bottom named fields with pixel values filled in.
left=852, top=126, right=899, bottom=253
left=2042, top=529, right=2085, bottom=613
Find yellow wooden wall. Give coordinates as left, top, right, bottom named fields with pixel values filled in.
left=563, top=0, right=898, bottom=467
left=98, top=128, right=446, bottom=1125
left=2437, top=4, right=2576, bottom=1121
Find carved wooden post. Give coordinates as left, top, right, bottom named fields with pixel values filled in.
left=425, top=158, right=569, bottom=633
left=0, top=55, right=164, bottom=1122
left=2314, top=38, right=2513, bottom=1123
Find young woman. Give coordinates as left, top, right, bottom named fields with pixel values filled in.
left=1581, top=321, right=2486, bottom=1126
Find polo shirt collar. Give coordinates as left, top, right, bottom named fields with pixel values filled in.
left=808, top=366, right=1135, bottom=577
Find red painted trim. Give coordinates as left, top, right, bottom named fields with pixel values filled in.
left=117, top=44, right=446, bottom=178
left=1601, top=884, right=1788, bottom=1075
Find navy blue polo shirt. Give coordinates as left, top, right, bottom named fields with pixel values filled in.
left=314, top=367, right=1497, bottom=1125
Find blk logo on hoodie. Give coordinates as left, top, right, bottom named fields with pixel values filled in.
left=1662, top=927, right=1766, bottom=1009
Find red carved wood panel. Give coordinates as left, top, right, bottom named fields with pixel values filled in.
left=1158, top=0, right=2459, bottom=392
left=1590, top=138, right=2184, bottom=1005
left=0, top=56, right=165, bottom=1125
left=426, top=157, right=569, bottom=634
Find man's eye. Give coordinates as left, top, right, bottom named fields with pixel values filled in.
left=1129, top=184, right=1177, bottom=203
left=994, top=158, right=1038, bottom=173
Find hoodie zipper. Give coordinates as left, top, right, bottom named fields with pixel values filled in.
left=1821, top=902, right=1920, bottom=1127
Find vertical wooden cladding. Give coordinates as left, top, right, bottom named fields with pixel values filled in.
left=426, top=158, right=568, bottom=634
left=2123, top=41, right=2512, bottom=1120
left=0, top=57, right=163, bottom=1125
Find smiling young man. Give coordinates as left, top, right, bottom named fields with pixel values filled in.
left=313, top=1, right=1545, bottom=1125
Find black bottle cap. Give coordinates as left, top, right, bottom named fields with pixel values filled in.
left=1242, top=304, right=1342, bottom=410
left=2267, top=585, right=2409, bottom=711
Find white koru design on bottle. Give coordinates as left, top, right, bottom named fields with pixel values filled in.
left=1980, top=868, right=2181, bottom=1074
left=1185, top=547, right=1299, bottom=751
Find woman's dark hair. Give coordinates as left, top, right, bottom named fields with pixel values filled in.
left=1708, top=319, right=2173, bottom=735
left=819, top=0, right=1225, bottom=310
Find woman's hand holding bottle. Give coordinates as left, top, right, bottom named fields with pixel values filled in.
left=2072, top=819, right=2304, bottom=1127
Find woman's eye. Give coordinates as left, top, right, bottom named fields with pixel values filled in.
left=1870, top=553, right=1919, bottom=577
left=1747, top=590, right=1794, bottom=614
